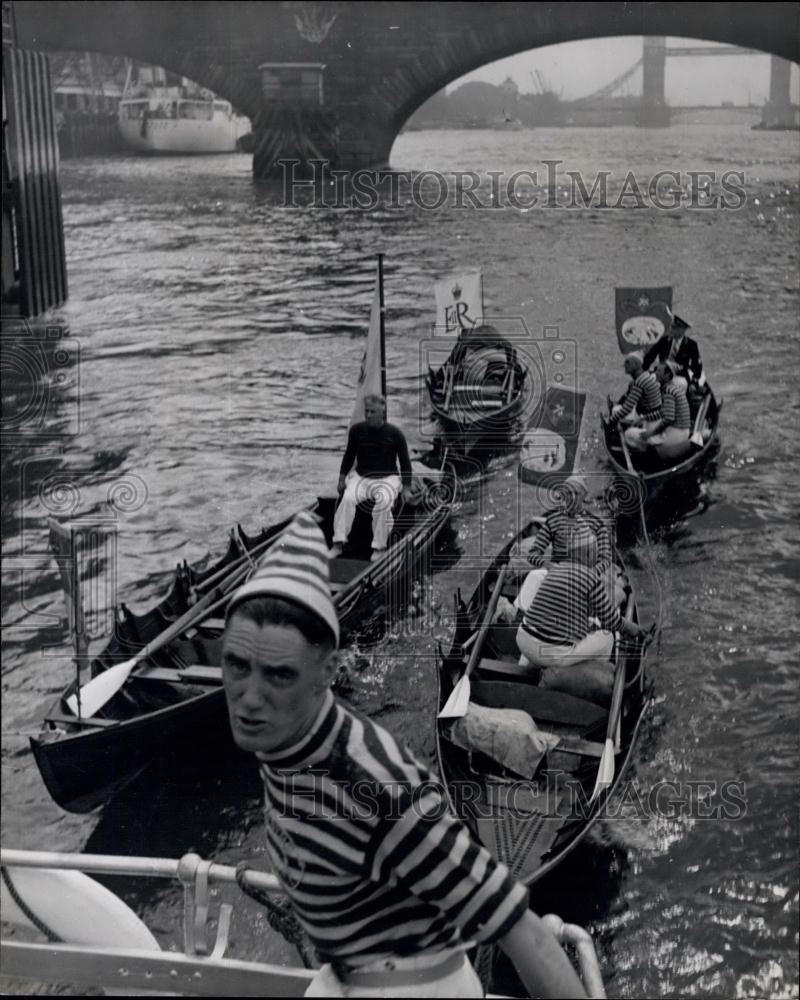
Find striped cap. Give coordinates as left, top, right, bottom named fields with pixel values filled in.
left=227, top=512, right=339, bottom=647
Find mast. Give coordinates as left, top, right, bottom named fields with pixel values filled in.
left=377, top=252, right=386, bottom=402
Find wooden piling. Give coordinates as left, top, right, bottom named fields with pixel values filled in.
left=3, top=46, right=67, bottom=316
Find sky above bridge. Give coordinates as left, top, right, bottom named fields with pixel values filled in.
left=457, top=36, right=800, bottom=105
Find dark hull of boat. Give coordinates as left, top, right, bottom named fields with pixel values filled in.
left=602, top=391, right=722, bottom=520
left=34, top=486, right=452, bottom=813
left=435, top=524, right=652, bottom=887
left=425, top=371, right=527, bottom=453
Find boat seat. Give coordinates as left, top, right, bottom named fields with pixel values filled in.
left=478, top=657, right=539, bottom=684
left=132, top=664, right=222, bottom=685
left=546, top=735, right=604, bottom=758
left=195, top=617, right=226, bottom=632
left=46, top=713, right=119, bottom=728
left=452, top=383, right=506, bottom=396
left=470, top=677, right=607, bottom=729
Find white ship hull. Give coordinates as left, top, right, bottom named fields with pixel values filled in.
left=119, top=114, right=250, bottom=154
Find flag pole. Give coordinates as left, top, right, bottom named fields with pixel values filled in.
left=377, top=253, right=387, bottom=403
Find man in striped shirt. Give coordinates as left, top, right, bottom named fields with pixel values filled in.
left=639, top=364, right=693, bottom=462
left=609, top=352, right=663, bottom=452
left=507, top=476, right=617, bottom=622
left=223, top=513, right=586, bottom=997
left=516, top=531, right=644, bottom=674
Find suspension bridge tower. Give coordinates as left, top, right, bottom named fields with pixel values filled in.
left=641, top=36, right=670, bottom=126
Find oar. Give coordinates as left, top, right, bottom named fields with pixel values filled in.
left=618, top=423, right=637, bottom=475
left=65, top=560, right=252, bottom=719
left=64, top=517, right=309, bottom=718
left=690, top=392, right=712, bottom=447
left=438, top=563, right=509, bottom=719
left=591, top=598, right=650, bottom=803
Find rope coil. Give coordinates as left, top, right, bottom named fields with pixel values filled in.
left=234, top=861, right=316, bottom=969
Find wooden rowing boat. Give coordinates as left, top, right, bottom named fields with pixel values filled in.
left=435, top=520, right=653, bottom=887
left=603, top=389, right=722, bottom=488
left=425, top=326, right=528, bottom=454
left=32, top=470, right=453, bottom=813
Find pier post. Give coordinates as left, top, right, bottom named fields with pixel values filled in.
left=2, top=24, right=67, bottom=317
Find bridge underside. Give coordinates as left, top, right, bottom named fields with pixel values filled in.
left=15, top=2, right=800, bottom=176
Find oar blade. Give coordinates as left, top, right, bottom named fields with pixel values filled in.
left=590, top=737, right=615, bottom=803
left=65, top=659, right=136, bottom=719
left=437, top=675, right=470, bottom=719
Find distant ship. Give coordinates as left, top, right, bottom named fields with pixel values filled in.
left=118, top=65, right=250, bottom=154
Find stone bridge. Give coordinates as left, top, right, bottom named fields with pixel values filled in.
left=15, top=1, right=800, bottom=176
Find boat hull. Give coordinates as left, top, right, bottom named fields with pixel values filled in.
left=34, top=483, right=453, bottom=813
left=118, top=116, right=249, bottom=154
left=602, top=390, right=722, bottom=523
left=435, top=523, right=651, bottom=887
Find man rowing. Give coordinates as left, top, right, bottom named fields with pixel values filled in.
left=609, top=351, right=663, bottom=452
left=331, top=394, right=413, bottom=562
left=515, top=530, right=645, bottom=697
left=222, top=513, right=588, bottom=998
left=638, top=363, right=693, bottom=462
left=642, top=309, right=703, bottom=385
left=507, top=475, right=615, bottom=616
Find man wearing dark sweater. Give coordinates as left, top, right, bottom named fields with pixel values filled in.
left=642, top=310, right=704, bottom=384
left=331, top=395, right=413, bottom=560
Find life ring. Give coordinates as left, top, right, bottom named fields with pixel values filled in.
left=1, top=864, right=159, bottom=950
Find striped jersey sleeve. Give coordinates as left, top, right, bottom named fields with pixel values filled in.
left=587, top=572, right=620, bottom=632
left=368, top=784, right=529, bottom=945
left=663, top=381, right=691, bottom=429
left=637, top=371, right=663, bottom=419
left=616, top=372, right=662, bottom=421
left=526, top=518, right=553, bottom=566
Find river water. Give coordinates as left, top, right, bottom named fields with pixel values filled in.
left=1, top=124, right=798, bottom=998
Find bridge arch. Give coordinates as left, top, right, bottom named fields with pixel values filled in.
left=15, top=2, right=800, bottom=175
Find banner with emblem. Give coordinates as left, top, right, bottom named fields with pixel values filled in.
left=434, top=270, right=483, bottom=335
left=518, top=385, right=586, bottom=486
left=615, top=286, right=673, bottom=355
left=350, top=264, right=385, bottom=425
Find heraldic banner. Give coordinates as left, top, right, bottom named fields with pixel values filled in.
left=615, top=286, right=673, bottom=355
left=518, top=385, right=587, bottom=486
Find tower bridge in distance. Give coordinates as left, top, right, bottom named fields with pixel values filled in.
left=568, top=38, right=797, bottom=129
left=12, top=1, right=800, bottom=177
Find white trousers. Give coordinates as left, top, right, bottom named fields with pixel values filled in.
left=333, top=472, right=401, bottom=551
left=648, top=425, right=691, bottom=461
left=516, top=624, right=614, bottom=669
left=304, top=952, right=483, bottom=998
left=624, top=419, right=661, bottom=452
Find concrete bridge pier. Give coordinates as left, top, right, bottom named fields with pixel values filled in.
left=252, top=62, right=395, bottom=178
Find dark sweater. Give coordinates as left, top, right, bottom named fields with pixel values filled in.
left=340, top=421, right=412, bottom=486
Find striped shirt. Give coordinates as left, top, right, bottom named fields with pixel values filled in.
left=615, top=370, right=662, bottom=422
left=527, top=509, right=612, bottom=574
left=660, top=380, right=691, bottom=430
left=256, top=691, right=528, bottom=969
left=522, top=562, right=620, bottom=645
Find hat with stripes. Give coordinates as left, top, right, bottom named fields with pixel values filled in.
left=227, top=512, right=339, bottom=647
